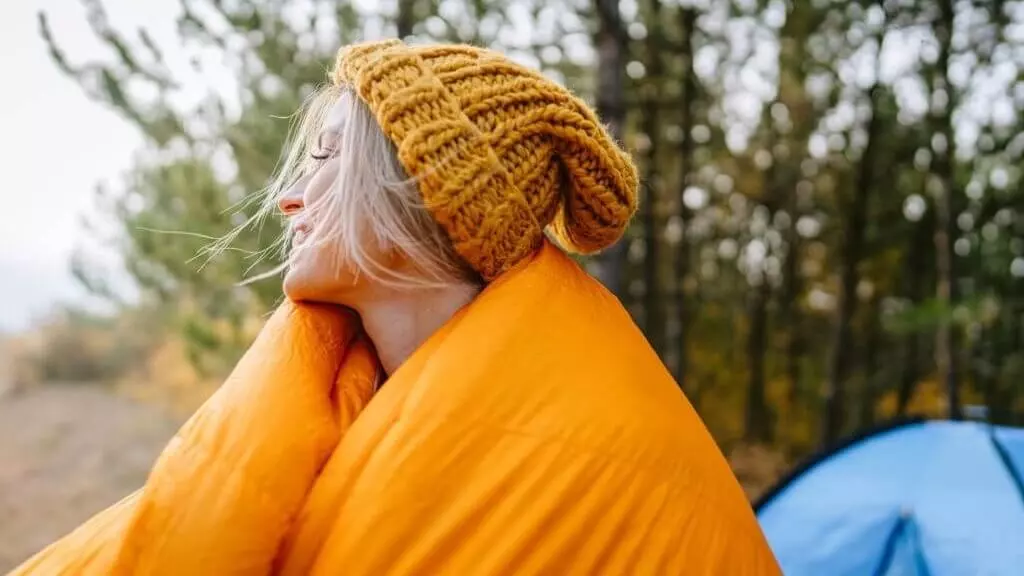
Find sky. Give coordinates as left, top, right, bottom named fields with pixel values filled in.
left=0, top=0, right=181, bottom=332
left=0, top=0, right=380, bottom=333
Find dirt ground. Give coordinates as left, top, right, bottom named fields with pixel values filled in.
left=0, top=385, right=181, bottom=571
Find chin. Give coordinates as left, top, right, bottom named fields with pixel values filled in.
left=282, top=262, right=319, bottom=301
left=282, top=269, right=310, bottom=302
left=283, top=265, right=359, bottom=306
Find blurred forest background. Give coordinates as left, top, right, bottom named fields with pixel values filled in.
left=3, top=0, right=1024, bottom=501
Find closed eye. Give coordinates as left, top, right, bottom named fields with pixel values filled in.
left=309, top=148, right=336, bottom=161
left=310, top=129, right=341, bottom=161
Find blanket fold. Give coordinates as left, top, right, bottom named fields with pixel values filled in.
left=11, top=242, right=780, bottom=575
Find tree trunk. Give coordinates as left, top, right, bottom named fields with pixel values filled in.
left=897, top=212, right=932, bottom=415
left=774, top=1, right=819, bottom=408
left=639, top=0, right=664, bottom=355
left=824, top=83, right=883, bottom=447
left=396, top=0, right=416, bottom=38
left=783, top=226, right=803, bottom=405
left=745, top=105, right=779, bottom=444
left=673, top=7, right=697, bottom=389
left=933, top=0, right=962, bottom=420
left=590, top=0, right=630, bottom=300
left=745, top=277, right=772, bottom=442
left=860, top=296, right=882, bottom=428
left=896, top=334, right=920, bottom=415
left=975, top=323, right=996, bottom=419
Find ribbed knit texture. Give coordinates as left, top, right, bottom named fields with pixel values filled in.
left=332, top=39, right=639, bottom=281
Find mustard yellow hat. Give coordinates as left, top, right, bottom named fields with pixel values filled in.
left=333, top=39, right=638, bottom=281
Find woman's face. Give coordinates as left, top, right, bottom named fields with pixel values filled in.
left=278, top=93, right=389, bottom=305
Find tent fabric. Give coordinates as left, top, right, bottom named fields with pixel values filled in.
left=992, top=426, right=1024, bottom=494
left=12, top=241, right=781, bottom=575
left=756, top=420, right=1024, bottom=576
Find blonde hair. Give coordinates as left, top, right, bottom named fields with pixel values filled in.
left=211, top=84, right=480, bottom=290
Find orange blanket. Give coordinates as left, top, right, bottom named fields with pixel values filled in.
left=11, top=243, right=780, bottom=575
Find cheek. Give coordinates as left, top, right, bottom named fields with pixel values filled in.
left=304, top=160, right=339, bottom=206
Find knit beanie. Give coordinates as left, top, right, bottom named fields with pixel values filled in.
left=332, top=39, right=639, bottom=281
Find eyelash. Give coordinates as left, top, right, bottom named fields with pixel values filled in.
left=310, top=130, right=340, bottom=162
left=309, top=148, right=336, bottom=161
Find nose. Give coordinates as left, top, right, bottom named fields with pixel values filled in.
left=278, top=180, right=305, bottom=215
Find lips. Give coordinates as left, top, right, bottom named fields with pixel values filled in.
left=292, top=221, right=312, bottom=248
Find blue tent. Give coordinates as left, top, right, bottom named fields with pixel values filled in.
left=756, top=419, right=1024, bottom=575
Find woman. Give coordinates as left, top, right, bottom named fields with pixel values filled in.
left=14, top=39, right=780, bottom=575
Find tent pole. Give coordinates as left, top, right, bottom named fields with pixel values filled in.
left=871, top=512, right=908, bottom=576
left=988, top=428, right=1024, bottom=508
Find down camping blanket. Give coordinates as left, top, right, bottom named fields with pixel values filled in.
left=11, top=242, right=780, bottom=575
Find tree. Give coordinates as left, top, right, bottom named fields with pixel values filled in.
left=37, top=0, right=1024, bottom=460
left=823, top=8, right=888, bottom=445
left=39, top=0, right=377, bottom=373
left=591, top=0, right=631, bottom=300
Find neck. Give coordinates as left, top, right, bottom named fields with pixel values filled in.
left=353, top=282, right=480, bottom=376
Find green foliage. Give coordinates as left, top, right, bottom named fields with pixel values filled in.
left=39, top=0, right=351, bottom=371
left=38, top=0, right=1024, bottom=461
left=883, top=295, right=1004, bottom=336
